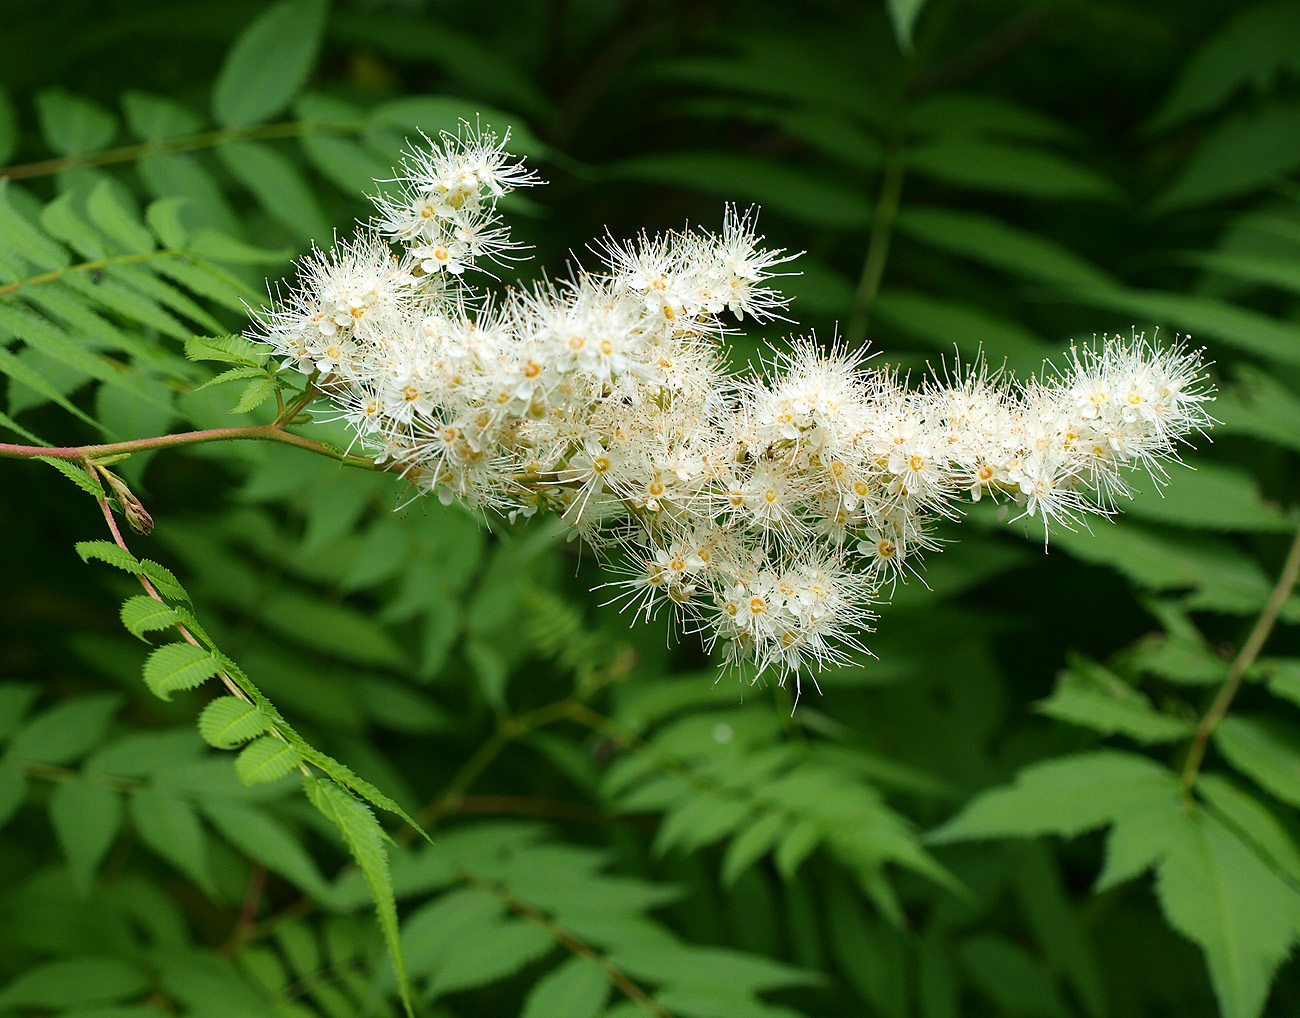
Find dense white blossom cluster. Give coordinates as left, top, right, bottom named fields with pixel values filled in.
left=253, top=125, right=1215, bottom=688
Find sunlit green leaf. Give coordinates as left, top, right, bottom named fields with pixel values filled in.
left=306, top=778, right=413, bottom=1015
left=235, top=735, right=301, bottom=786
left=142, top=643, right=222, bottom=701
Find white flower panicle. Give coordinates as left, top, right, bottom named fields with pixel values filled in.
left=252, top=125, right=1215, bottom=691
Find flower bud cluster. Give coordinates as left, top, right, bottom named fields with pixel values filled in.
left=253, top=125, right=1214, bottom=688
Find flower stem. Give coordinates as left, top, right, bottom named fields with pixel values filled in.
left=410, top=697, right=586, bottom=836
left=0, top=250, right=177, bottom=297
left=846, top=144, right=906, bottom=348
left=457, top=864, right=675, bottom=1018
left=1180, top=523, right=1300, bottom=795
left=96, top=491, right=247, bottom=702
left=0, top=423, right=385, bottom=471
left=0, top=120, right=363, bottom=181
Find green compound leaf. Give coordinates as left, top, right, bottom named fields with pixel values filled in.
left=273, top=919, right=321, bottom=981
left=129, top=785, right=214, bottom=894
left=0, top=181, right=70, bottom=269
left=187, top=229, right=291, bottom=265
left=86, top=180, right=155, bottom=254
left=228, top=373, right=279, bottom=414
left=369, top=95, right=548, bottom=157
left=216, top=140, right=330, bottom=241
left=155, top=257, right=253, bottom=312
left=198, top=696, right=271, bottom=750
left=1197, top=773, right=1300, bottom=885
left=35, top=456, right=104, bottom=496
left=931, top=747, right=1300, bottom=1018
left=604, top=152, right=873, bottom=229
left=0, top=957, right=149, bottom=1010
left=139, top=559, right=190, bottom=602
left=928, top=751, right=1178, bottom=844
left=1154, top=807, right=1300, bottom=1018
left=119, top=594, right=179, bottom=640
left=193, top=365, right=267, bottom=392
left=34, top=88, right=117, bottom=155
left=1035, top=657, right=1195, bottom=744
left=1259, top=658, right=1300, bottom=711
left=0, top=765, right=25, bottom=832
left=143, top=643, right=221, bottom=701
left=75, top=540, right=141, bottom=574
left=0, top=684, right=39, bottom=743
left=49, top=774, right=122, bottom=894
left=0, top=347, right=101, bottom=432
left=894, top=206, right=1116, bottom=287
left=185, top=333, right=269, bottom=367
left=138, top=152, right=235, bottom=231
left=426, top=920, right=554, bottom=999
left=0, top=408, right=45, bottom=444
left=907, top=139, right=1120, bottom=201
left=1124, top=460, right=1295, bottom=535
left=1151, top=102, right=1300, bottom=215
left=775, top=818, right=823, bottom=879
left=290, top=738, right=434, bottom=846
left=0, top=86, right=15, bottom=166
left=145, top=196, right=191, bottom=249
left=305, top=777, right=413, bottom=1017
left=200, top=802, right=332, bottom=899
left=721, top=810, right=787, bottom=886
left=1214, top=715, right=1300, bottom=808
left=123, top=90, right=203, bottom=142
left=212, top=0, right=329, bottom=128
left=6, top=694, right=121, bottom=766
left=887, top=0, right=930, bottom=50
left=956, top=935, right=1068, bottom=1018
left=234, top=735, right=301, bottom=786
left=1145, top=3, right=1300, bottom=134
left=520, top=956, right=610, bottom=1018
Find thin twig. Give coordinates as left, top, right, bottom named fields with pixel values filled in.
left=845, top=145, right=905, bottom=348
left=0, top=120, right=362, bottom=181
left=452, top=794, right=610, bottom=824
left=408, top=697, right=585, bottom=837
left=97, top=491, right=246, bottom=701
left=276, top=384, right=320, bottom=427
left=0, top=250, right=173, bottom=297
left=1181, top=523, right=1300, bottom=794
left=908, top=9, right=1061, bottom=97
left=0, top=423, right=385, bottom=471
left=459, top=865, right=675, bottom=1018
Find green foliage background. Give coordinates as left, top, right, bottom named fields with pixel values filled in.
left=2, top=1, right=1300, bottom=1016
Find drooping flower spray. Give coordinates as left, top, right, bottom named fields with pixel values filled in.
left=254, top=125, right=1215, bottom=689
